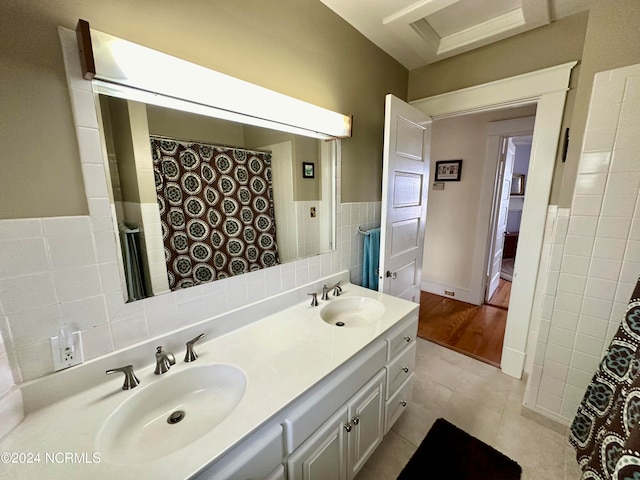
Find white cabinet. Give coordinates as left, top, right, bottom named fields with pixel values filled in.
left=193, top=423, right=283, bottom=480
left=347, top=369, right=386, bottom=478
left=287, top=405, right=349, bottom=480
left=288, top=370, right=386, bottom=480
left=383, top=317, right=417, bottom=434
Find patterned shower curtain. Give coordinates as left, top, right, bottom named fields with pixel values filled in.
left=570, top=277, right=640, bottom=479
left=151, top=137, right=279, bottom=290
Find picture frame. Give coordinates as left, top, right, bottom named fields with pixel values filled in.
left=302, top=162, right=315, bottom=179
left=434, top=159, right=462, bottom=182
left=511, top=174, right=525, bottom=195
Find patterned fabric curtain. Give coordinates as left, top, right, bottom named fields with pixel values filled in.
left=151, top=137, right=279, bottom=290
left=570, top=277, right=640, bottom=479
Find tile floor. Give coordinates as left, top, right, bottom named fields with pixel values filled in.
left=355, top=338, right=583, bottom=480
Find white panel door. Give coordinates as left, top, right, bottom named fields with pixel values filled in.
left=486, top=139, right=515, bottom=301
left=379, top=94, right=431, bottom=302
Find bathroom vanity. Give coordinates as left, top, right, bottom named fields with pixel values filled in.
left=0, top=274, right=418, bottom=479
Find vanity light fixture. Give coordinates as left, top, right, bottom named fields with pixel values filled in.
left=76, top=20, right=352, bottom=140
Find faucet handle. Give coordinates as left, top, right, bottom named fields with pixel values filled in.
left=106, top=364, right=140, bottom=390
left=333, top=280, right=343, bottom=296
left=308, top=293, right=319, bottom=307
left=184, top=334, right=205, bottom=362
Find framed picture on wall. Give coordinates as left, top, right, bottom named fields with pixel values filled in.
left=511, top=174, right=526, bottom=195
left=434, top=159, right=462, bottom=182
left=303, top=162, right=315, bottom=178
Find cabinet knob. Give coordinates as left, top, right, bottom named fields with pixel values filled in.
left=351, top=416, right=360, bottom=425
left=344, top=422, right=352, bottom=432
left=401, top=400, right=407, bottom=407
left=402, top=367, right=409, bottom=373
left=404, top=336, right=411, bottom=343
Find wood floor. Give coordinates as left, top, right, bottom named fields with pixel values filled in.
left=417, top=280, right=511, bottom=367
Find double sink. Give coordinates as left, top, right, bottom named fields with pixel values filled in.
left=97, top=293, right=385, bottom=465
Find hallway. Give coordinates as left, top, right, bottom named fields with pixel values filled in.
left=417, top=281, right=511, bottom=366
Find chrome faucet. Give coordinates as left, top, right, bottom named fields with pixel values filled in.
left=106, top=364, right=140, bottom=390
left=184, top=333, right=205, bottom=362
left=154, top=346, right=176, bottom=374
left=322, top=280, right=343, bottom=300
left=308, top=292, right=319, bottom=306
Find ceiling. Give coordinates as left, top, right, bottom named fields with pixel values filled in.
left=320, top=0, right=588, bottom=69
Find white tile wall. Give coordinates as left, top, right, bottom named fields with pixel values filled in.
left=0, top=201, right=377, bottom=382
left=526, top=63, right=640, bottom=423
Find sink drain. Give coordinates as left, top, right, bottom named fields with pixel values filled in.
left=336, top=321, right=345, bottom=327
left=167, top=410, right=186, bottom=424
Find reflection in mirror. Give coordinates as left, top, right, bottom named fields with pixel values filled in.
left=97, top=94, right=336, bottom=302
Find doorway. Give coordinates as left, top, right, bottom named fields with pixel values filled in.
left=485, top=128, right=533, bottom=312
left=404, top=61, right=576, bottom=378
left=417, top=112, right=534, bottom=367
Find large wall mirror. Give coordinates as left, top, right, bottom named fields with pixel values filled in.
left=96, top=93, right=337, bottom=301
left=75, top=21, right=348, bottom=303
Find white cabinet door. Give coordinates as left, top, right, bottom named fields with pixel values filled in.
left=347, top=370, right=385, bottom=479
left=287, top=405, right=348, bottom=480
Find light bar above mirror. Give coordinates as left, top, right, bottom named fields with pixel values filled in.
left=75, top=19, right=352, bottom=140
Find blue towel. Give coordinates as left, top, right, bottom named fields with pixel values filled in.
left=362, top=228, right=380, bottom=290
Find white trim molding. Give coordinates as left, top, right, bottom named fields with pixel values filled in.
left=411, top=61, right=577, bottom=379
left=421, top=280, right=471, bottom=304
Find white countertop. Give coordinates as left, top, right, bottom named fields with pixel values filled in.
left=0, top=283, right=417, bottom=479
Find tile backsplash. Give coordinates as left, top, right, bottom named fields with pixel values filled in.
left=0, top=200, right=380, bottom=385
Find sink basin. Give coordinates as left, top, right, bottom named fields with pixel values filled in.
left=98, top=363, right=247, bottom=464
left=320, top=296, right=385, bottom=327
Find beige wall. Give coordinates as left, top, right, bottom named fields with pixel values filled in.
left=410, top=5, right=640, bottom=207
left=559, top=0, right=640, bottom=206
left=409, top=12, right=588, bottom=206
left=0, top=0, right=407, bottom=219
left=423, top=105, right=536, bottom=292
left=146, top=105, right=246, bottom=147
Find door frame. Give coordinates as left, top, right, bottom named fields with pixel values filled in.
left=410, top=61, right=577, bottom=378
left=483, top=118, right=535, bottom=303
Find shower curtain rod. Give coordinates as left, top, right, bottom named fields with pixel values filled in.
left=149, top=134, right=273, bottom=156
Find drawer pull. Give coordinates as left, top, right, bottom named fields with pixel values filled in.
left=402, top=367, right=409, bottom=373
left=404, top=336, right=411, bottom=343
left=401, top=400, right=407, bottom=407
left=344, top=422, right=352, bottom=432
left=352, top=416, right=360, bottom=425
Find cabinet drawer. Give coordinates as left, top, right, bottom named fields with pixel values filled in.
left=385, top=341, right=416, bottom=400
left=386, top=315, right=418, bottom=361
left=384, top=374, right=414, bottom=435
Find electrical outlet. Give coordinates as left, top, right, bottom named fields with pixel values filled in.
left=51, top=331, right=84, bottom=371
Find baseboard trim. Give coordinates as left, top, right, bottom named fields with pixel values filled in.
left=421, top=280, right=472, bottom=304
left=501, top=346, right=526, bottom=379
